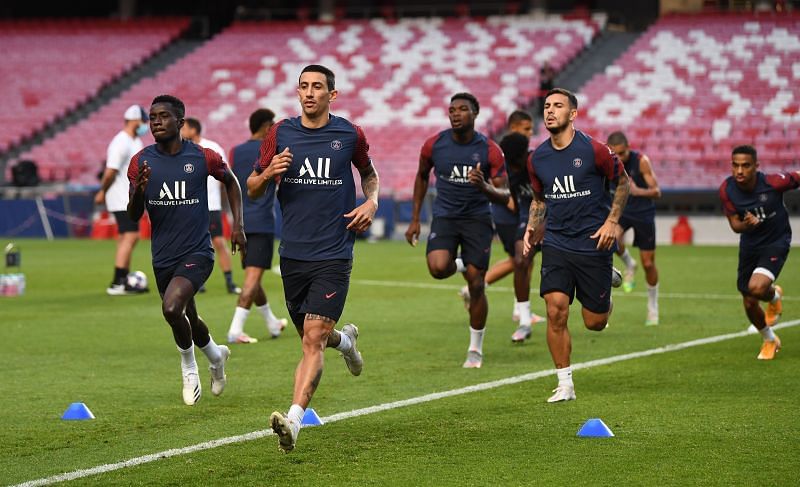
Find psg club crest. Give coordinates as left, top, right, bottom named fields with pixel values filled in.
left=472, top=153, right=480, bottom=162
left=331, top=140, right=343, bottom=150
left=183, top=163, right=195, bottom=174
left=573, top=158, right=583, bottom=168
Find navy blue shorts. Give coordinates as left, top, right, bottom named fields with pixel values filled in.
left=209, top=210, right=223, bottom=238
left=242, top=233, right=274, bottom=269
left=495, top=222, right=517, bottom=257
left=737, top=244, right=789, bottom=295
left=427, top=216, right=493, bottom=270
left=280, top=257, right=352, bottom=329
left=113, top=211, right=139, bottom=234
left=540, top=246, right=613, bottom=314
left=619, top=214, right=656, bottom=251
left=153, top=253, right=214, bottom=296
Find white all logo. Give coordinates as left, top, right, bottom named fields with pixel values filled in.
left=299, top=157, right=331, bottom=178
left=450, top=165, right=473, bottom=179
left=552, top=175, right=576, bottom=194
left=160, top=181, right=187, bottom=200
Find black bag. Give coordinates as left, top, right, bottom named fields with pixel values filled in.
left=11, top=160, right=40, bottom=187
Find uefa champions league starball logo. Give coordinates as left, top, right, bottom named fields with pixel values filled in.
left=573, top=158, right=583, bottom=168
left=331, top=140, right=343, bottom=150
left=183, top=163, right=194, bottom=173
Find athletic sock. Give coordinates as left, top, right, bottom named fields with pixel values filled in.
left=178, top=345, right=198, bottom=374
left=517, top=301, right=532, bottom=326
left=257, top=303, right=279, bottom=323
left=620, top=249, right=635, bottom=269
left=228, top=306, right=249, bottom=338
left=334, top=329, right=352, bottom=352
left=647, top=283, right=659, bottom=315
left=469, top=327, right=485, bottom=353
left=556, top=366, right=573, bottom=387
left=454, top=257, right=467, bottom=273
left=199, top=336, right=223, bottom=364
left=288, top=404, right=305, bottom=425
left=759, top=326, right=777, bottom=342
left=113, top=267, right=128, bottom=285
left=224, top=271, right=234, bottom=287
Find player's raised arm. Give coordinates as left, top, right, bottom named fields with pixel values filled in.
left=247, top=123, right=289, bottom=199
left=468, top=140, right=510, bottom=205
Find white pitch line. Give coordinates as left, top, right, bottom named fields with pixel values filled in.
left=351, top=279, right=800, bottom=301
left=12, top=319, right=800, bottom=487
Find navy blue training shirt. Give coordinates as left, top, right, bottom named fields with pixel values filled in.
left=256, top=115, right=372, bottom=261
left=231, top=139, right=275, bottom=234
left=620, top=150, right=656, bottom=221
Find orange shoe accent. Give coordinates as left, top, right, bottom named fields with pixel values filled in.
left=765, top=285, right=783, bottom=326
left=757, top=335, right=781, bottom=360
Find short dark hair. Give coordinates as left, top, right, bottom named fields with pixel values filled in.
left=545, top=88, right=578, bottom=109
left=732, top=144, right=757, bottom=161
left=606, top=131, right=628, bottom=146
left=249, top=108, right=275, bottom=134
left=151, top=94, right=185, bottom=119
left=499, top=132, right=529, bottom=168
left=450, top=92, right=480, bottom=114
left=300, top=64, right=335, bottom=91
left=507, top=110, right=532, bottom=127
left=184, top=117, right=202, bottom=134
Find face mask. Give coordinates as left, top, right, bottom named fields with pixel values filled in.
left=136, top=123, right=149, bottom=137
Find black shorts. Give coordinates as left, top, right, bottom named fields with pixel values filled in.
left=153, top=253, right=214, bottom=296
left=113, top=211, right=139, bottom=234
left=619, top=214, right=656, bottom=251
left=495, top=222, right=517, bottom=257
left=427, top=216, right=493, bottom=270
left=280, top=257, right=352, bottom=329
left=737, top=244, right=790, bottom=295
left=209, top=210, right=223, bottom=238
left=540, top=246, right=613, bottom=314
left=242, top=233, right=275, bottom=269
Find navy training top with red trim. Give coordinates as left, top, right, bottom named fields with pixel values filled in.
left=421, top=129, right=506, bottom=219
left=620, top=150, right=655, bottom=220
left=719, top=171, right=799, bottom=250
left=528, top=130, right=624, bottom=255
left=255, top=115, right=372, bottom=261
left=231, top=139, right=275, bottom=234
left=128, top=140, right=227, bottom=269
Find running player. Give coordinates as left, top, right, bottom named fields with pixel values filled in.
left=523, top=88, right=629, bottom=403
left=127, top=94, right=246, bottom=405
left=405, top=92, right=510, bottom=369
left=607, top=131, right=662, bottom=326
left=226, top=108, right=287, bottom=344
left=248, top=65, right=377, bottom=452
left=719, top=144, right=798, bottom=360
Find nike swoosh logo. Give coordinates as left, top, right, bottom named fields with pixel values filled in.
left=185, top=263, right=197, bottom=268
left=600, top=292, right=607, bottom=298
left=325, top=292, right=337, bottom=299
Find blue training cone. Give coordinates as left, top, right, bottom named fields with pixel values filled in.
left=61, top=402, right=95, bottom=420
left=577, top=418, right=614, bottom=437
left=301, top=408, right=323, bottom=427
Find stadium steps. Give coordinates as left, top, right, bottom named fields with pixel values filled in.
left=552, top=29, right=642, bottom=93
left=0, top=38, right=205, bottom=183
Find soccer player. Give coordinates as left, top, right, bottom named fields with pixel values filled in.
left=405, top=92, right=510, bottom=369
left=127, top=94, right=246, bottom=406
left=459, top=110, right=545, bottom=330
left=607, top=131, right=662, bottom=326
left=248, top=65, right=377, bottom=452
left=95, top=104, right=149, bottom=295
left=719, top=145, right=798, bottom=360
left=523, top=88, right=629, bottom=403
left=226, top=108, right=288, bottom=344
left=181, top=118, right=242, bottom=294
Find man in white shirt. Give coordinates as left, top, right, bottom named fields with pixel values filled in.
left=95, top=104, right=149, bottom=295
left=181, top=118, right=241, bottom=294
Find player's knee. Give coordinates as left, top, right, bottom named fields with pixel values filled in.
left=428, top=264, right=451, bottom=279
left=747, top=281, right=770, bottom=299
left=546, top=306, right=568, bottom=328
left=468, top=279, right=485, bottom=297
left=584, top=317, right=608, bottom=331
left=161, top=301, right=183, bottom=324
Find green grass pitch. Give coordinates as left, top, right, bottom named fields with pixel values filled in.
left=1, top=239, right=798, bottom=486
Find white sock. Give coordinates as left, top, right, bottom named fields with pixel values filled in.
left=469, top=327, right=485, bottom=353
left=647, top=283, right=659, bottom=315
left=455, top=257, right=466, bottom=273
left=771, top=287, right=781, bottom=303
left=178, top=345, right=198, bottom=374
left=556, top=366, right=573, bottom=387
left=228, top=306, right=249, bottom=338
left=620, top=249, right=635, bottom=269
left=517, top=301, right=532, bottom=326
left=257, top=303, right=279, bottom=323
left=759, top=326, right=776, bottom=342
left=288, top=404, right=305, bottom=425
left=199, top=336, right=223, bottom=364
left=334, top=329, right=352, bottom=352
